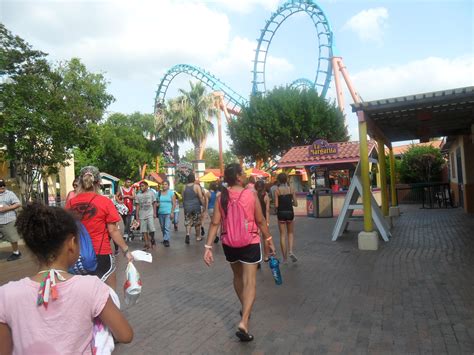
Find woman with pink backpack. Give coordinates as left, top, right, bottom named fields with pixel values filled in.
left=203, top=163, right=276, bottom=342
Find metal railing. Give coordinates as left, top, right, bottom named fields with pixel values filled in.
left=395, top=182, right=454, bottom=208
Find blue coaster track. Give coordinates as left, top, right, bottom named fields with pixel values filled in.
left=154, top=0, right=334, bottom=115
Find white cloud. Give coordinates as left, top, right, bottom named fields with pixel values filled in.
left=343, top=7, right=389, bottom=43
left=209, top=0, right=281, bottom=13
left=3, top=0, right=231, bottom=79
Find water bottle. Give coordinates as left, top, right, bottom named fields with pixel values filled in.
left=269, top=256, right=282, bottom=285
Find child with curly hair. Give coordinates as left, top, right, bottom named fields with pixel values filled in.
left=0, top=203, right=133, bottom=354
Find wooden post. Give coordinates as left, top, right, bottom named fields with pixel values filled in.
left=389, top=148, right=397, bottom=206
left=377, top=139, right=389, bottom=216
left=358, top=114, right=373, bottom=232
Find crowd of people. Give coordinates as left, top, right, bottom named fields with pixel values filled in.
left=0, top=164, right=299, bottom=352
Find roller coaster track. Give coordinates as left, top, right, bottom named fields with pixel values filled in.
left=154, top=0, right=334, bottom=115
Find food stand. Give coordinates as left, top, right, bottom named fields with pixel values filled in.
left=277, top=140, right=382, bottom=216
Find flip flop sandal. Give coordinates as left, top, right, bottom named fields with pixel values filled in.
left=236, top=328, right=254, bottom=342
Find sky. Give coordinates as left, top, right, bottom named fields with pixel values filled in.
left=2, top=0, right=473, bottom=155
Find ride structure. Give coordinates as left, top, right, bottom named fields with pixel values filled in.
left=154, top=0, right=395, bottom=248
left=154, top=0, right=334, bottom=116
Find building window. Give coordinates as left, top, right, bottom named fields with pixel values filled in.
left=450, top=152, right=456, bottom=179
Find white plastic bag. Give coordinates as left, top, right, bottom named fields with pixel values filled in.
left=93, top=287, right=120, bottom=355
left=124, top=262, right=142, bottom=306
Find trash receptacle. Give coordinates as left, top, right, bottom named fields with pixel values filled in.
left=314, top=188, right=333, bottom=218
left=306, top=194, right=314, bottom=217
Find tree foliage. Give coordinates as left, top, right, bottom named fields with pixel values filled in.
left=74, top=112, right=163, bottom=180
left=399, top=145, right=445, bottom=183
left=179, top=82, right=217, bottom=160
left=0, top=25, right=114, bottom=202
left=228, top=87, right=348, bottom=161
left=183, top=147, right=238, bottom=168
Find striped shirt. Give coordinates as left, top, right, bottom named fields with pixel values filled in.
left=0, top=190, right=20, bottom=225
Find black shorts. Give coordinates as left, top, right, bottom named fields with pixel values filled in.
left=277, top=211, right=294, bottom=223
left=94, top=254, right=116, bottom=282
left=222, top=243, right=262, bottom=264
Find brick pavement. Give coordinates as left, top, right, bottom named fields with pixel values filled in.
left=1, top=206, right=474, bottom=354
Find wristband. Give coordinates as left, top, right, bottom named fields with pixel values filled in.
left=122, top=248, right=129, bottom=256
left=204, top=244, right=213, bottom=249
left=265, top=236, right=273, bottom=241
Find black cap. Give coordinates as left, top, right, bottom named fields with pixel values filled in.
left=0, top=179, right=5, bottom=187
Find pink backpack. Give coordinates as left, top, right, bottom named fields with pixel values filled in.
left=221, top=189, right=256, bottom=248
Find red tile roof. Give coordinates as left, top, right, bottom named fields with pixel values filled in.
left=388, top=140, right=444, bottom=156
left=278, top=141, right=376, bottom=168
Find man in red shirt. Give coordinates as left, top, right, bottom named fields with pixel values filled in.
left=116, top=178, right=136, bottom=240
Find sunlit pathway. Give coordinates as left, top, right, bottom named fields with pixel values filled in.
left=1, top=206, right=473, bottom=354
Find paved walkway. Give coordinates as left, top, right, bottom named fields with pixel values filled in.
left=1, top=206, right=474, bottom=354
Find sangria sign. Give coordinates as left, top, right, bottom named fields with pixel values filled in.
left=308, top=139, right=338, bottom=157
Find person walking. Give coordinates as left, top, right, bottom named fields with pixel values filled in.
left=274, top=173, right=298, bottom=264
left=173, top=191, right=181, bottom=231
left=116, top=178, right=136, bottom=241
left=255, top=180, right=271, bottom=263
left=65, top=178, right=79, bottom=203
left=203, top=163, right=276, bottom=342
left=135, top=181, right=157, bottom=251
left=66, top=166, right=133, bottom=290
left=182, top=173, right=205, bottom=244
left=207, top=182, right=220, bottom=244
left=0, top=179, right=22, bottom=261
left=156, top=181, right=176, bottom=247
left=0, top=203, right=133, bottom=354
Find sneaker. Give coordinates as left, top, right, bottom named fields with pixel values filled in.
left=289, top=253, right=298, bottom=262
left=163, top=240, right=170, bottom=247
left=201, top=226, right=205, bottom=236
left=174, top=225, right=178, bottom=232
left=214, top=236, right=219, bottom=244
left=185, top=235, right=190, bottom=244
left=7, top=252, right=21, bottom=262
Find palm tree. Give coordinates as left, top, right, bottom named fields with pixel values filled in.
left=156, top=96, right=189, bottom=163
left=179, top=81, right=217, bottom=160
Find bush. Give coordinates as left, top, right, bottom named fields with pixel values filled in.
left=399, top=145, right=445, bottom=183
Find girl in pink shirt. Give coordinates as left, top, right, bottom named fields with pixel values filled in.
left=0, top=203, right=133, bottom=354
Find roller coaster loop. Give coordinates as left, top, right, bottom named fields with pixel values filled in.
left=154, top=0, right=334, bottom=115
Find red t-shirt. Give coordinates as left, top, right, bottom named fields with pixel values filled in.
left=66, top=192, right=120, bottom=255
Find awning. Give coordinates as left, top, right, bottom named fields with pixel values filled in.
left=351, top=86, right=474, bottom=143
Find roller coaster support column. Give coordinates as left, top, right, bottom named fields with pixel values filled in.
left=331, top=57, right=346, bottom=113
left=333, top=56, right=378, bottom=248
left=377, top=139, right=389, bottom=217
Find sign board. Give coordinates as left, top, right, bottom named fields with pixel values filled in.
left=308, top=139, right=338, bottom=157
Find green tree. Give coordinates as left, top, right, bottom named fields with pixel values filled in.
left=179, top=81, right=216, bottom=160
left=74, top=112, right=163, bottom=179
left=183, top=147, right=237, bottom=168
left=156, top=97, right=189, bottom=163
left=228, top=86, right=348, bottom=161
left=0, top=25, right=114, bottom=202
left=399, top=145, right=445, bottom=183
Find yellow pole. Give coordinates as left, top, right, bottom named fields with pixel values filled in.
left=359, top=119, right=373, bottom=232
left=377, top=139, right=389, bottom=216
left=389, top=148, right=397, bottom=206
